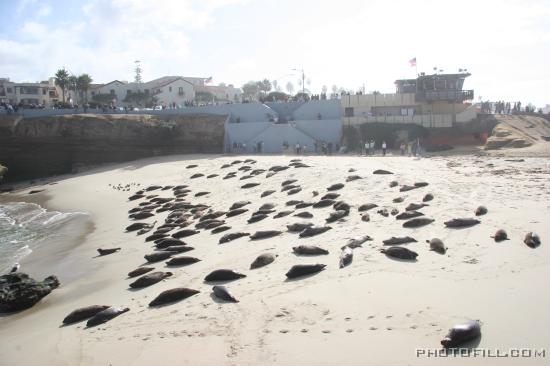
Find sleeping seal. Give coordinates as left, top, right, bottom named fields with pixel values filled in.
left=427, top=238, right=446, bottom=254
left=292, top=245, right=329, bottom=255
left=204, top=269, right=246, bottom=282
left=491, top=229, right=509, bottom=242
left=380, top=246, right=418, bottom=260
left=63, top=305, right=110, bottom=324
left=86, top=306, right=129, bottom=327
left=212, top=286, right=239, bottom=303
left=285, top=264, right=326, bottom=279
left=250, top=253, right=277, bottom=269
left=524, top=232, right=541, bottom=248
left=149, top=288, right=199, bottom=306
left=441, top=320, right=481, bottom=348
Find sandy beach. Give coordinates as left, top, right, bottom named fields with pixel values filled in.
left=1, top=152, right=549, bottom=366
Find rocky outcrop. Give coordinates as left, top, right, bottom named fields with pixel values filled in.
left=485, top=124, right=532, bottom=149
left=0, top=273, right=60, bottom=313
left=0, top=113, right=227, bottom=181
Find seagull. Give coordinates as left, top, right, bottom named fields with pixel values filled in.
left=10, top=263, right=20, bottom=273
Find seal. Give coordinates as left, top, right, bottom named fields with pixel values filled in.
left=286, top=200, right=303, bottom=206
left=248, top=214, right=268, bottom=223
left=241, top=182, right=261, bottom=189
left=144, top=251, right=173, bottom=263
left=195, top=191, right=210, bottom=197
left=212, top=285, right=239, bottom=303
left=230, top=201, right=251, bottom=210
left=389, top=181, right=398, bottom=188
left=377, top=208, right=389, bottom=217
left=400, top=185, right=418, bottom=192
left=165, top=256, right=201, bottom=266
left=294, top=211, right=313, bottom=218
left=259, top=203, right=276, bottom=210
left=86, top=306, right=130, bottom=327
left=372, top=169, right=393, bottom=174
left=524, top=232, right=541, bottom=248
left=321, top=193, right=340, bottom=200
left=380, top=246, right=418, bottom=260
left=326, top=210, right=348, bottom=223
left=339, top=247, right=353, bottom=268
left=358, top=203, right=377, bottom=212
left=427, top=238, right=446, bottom=254
left=444, top=218, right=480, bottom=228
left=126, top=222, right=154, bottom=232
left=219, top=232, right=250, bottom=244
left=396, top=211, right=424, bottom=220
left=145, top=233, right=168, bottom=242
left=127, top=267, right=155, bottom=278
left=172, top=229, right=200, bottom=238
left=131, top=212, right=155, bottom=220
left=346, top=175, right=362, bottom=182
left=285, top=264, right=326, bottom=279
left=491, top=229, right=509, bottom=242
left=281, top=184, right=299, bottom=192
left=333, top=201, right=351, bottom=211
left=186, top=164, right=198, bottom=169
left=441, top=320, right=481, bottom=348
left=299, top=225, right=332, bottom=238
left=190, top=173, right=204, bottom=179
left=97, top=248, right=121, bottom=256
left=211, top=226, right=231, bottom=234
left=207, top=174, right=219, bottom=178
left=155, top=238, right=186, bottom=249
left=405, top=203, right=427, bottom=211
left=162, top=245, right=194, bottom=253
left=250, top=230, right=282, bottom=240
left=361, top=213, right=370, bottom=222
left=226, top=208, right=249, bottom=217
left=62, top=305, right=110, bottom=324
left=393, top=197, right=405, bottom=203
left=423, top=193, right=434, bottom=202
left=327, top=183, right=345, bottom=191
left=273, top=210, right=294, bottom=219
left=295, top=202, right=314, bottom=209
left=293, top=245, right=329, bottom=255
left=250, top=253, right=277, bottom=269
left=474, top=205, right=488, bottom=216
left=129, top=271, right=173, bottom=288
left=149, top=288, right=199, bottom=307
left=287, top=222, right=314, bottom=232
left=383, top=236, right=417, bottom=245
left=403, top=217, right=434, bottom=228
left=261, top=190, right=276, bottom=197
left=204, top=269, right=246, bottom=282
left=313, top=199, right=335, bottom=208
left=414, top=182, right=429, bottom=187
left=287, top=187, right=302, bottom=195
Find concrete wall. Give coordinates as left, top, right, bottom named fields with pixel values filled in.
left=293, top=100, right=340, bottom=120
left=264, top=101, right=304, bottom=120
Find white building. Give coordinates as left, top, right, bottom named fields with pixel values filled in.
left=0, top=77, right=61, bottom=106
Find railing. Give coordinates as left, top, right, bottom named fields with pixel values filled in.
left=416, top=89, right=474, bottom=102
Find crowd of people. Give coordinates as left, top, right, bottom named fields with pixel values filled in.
left=360, top=138, right=423, bottom=157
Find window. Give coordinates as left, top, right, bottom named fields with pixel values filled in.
left=110, top=89, right=115, bottom=95
left=344, top=107, right=354, bottom=117
left=178, top=87, right=184, bottom=95
left=91, top=91, right=96, bottom=96
left=7, top=87, right=12, bottom=93
left=169, top=86, right=172, bottom=92
left=144, top=89, right=149, bottom=95
left=43, top=88, right=47, bottom=95
left=127, top=89, right=132, bottom=95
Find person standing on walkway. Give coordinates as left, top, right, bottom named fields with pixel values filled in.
left=364, top=140, right=369, bottom=156
left=382, top=141, right=387, bottom=156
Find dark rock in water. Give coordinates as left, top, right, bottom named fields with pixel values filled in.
left=248, top=214, right=268, bottom=223
left=127, top=267, right=155, bottom=278
left=403, top=217, right=434, bottom=228
left=299, top=225, right=332, bottom=238
left=86, top=307, right=129, bottom=327
left=339, top=247, right=353, bottom=268
left=285, top=264, right=326, bottom=279
left=149, top=288, right=199, bottom=306
left=287, top=187, right=302, bottom=195
left=358, top=203, right=377, bottom=212
left=97, top=248, right=121, bottom=256
left=286, top=200, right=303, bottom=206
left=287, top=222, right=314, bottom=232
left=475, top=206, right=487, bottom=216
left=63, top=305, right=110, bottom=324
left=172, top=229, right=200, bottom=238
left=211, top=225, right=231, bottom=234
left=395, top=211, right=424, bottom=220
left=0, top=273, right=60, bottom=313
left=333, top=201, right=351, bottom=212
left=441, top=320, right=481, bottom=348
left=229, top=201, right=251, bottom=210
left=327, top=183, right=345, bottom=191
left=219, top=232, right=250, bottom=244
left=444, top=218, right=481, bottom=228
left=383, top=236, right=417, bottom=245
left=294, top=211, right=313, bottom=218
left=524, top=232, right=541, bottom=248
left=346, top=175, right=362, bottom=182
left=293, top=245, right=329, bottom=255
left=405, top=203, right=427, bottom=211
left=144, top=251, right=173, bottom=263
left=321, top=193, right=340, bottom=200
left=380, top=246, right=418, bottom=260
left=273, top=210, right=294, bottom=219
left=190, top=173, right=204, bottom=179
left=241, top=182, right=260, bottom=189
left=166, top=256, right=201, bottom=266
left=313, top=199, right=335, bottom=208
left=282, top=179, right=298, bottom=187
left=129, top=271, right=173, bottom=288
left=212, top=285, right=239, bottom=303
left=226, top=208, right=248, bottom=217
left=261, top=190, right=276, bottom=198
left=423, top=193, right=434, bottom=202
left=414, top=182, right=429, bottom=188
left=250, top=253, right=277, bottom=269
left=372, top=169, right=393, bottom=175
left=491, top=229, right=509, bottom=242
left=326, top=210, right=348, bottom=223
left=250, top=230, right=282, bottom=240
left=342, top=235, right=373, bottom=249
left=204, top=269, right=246, bottom=282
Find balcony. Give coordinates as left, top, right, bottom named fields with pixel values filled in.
left=416, top=89, right=474, bottom=102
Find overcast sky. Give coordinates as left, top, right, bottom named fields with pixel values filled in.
left=1, top=0, right=549, bottom=106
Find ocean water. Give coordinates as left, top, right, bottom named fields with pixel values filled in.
left=0, top=202, right=91, bottom=274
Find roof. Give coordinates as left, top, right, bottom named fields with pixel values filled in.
left=396, top=73, right=471, bottom=84
left=145, top=77, right=194, bottom=89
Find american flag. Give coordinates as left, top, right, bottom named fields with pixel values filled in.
left=409, top=57, right=417, bottom=67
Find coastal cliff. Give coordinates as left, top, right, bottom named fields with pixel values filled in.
left=0, top=113, right=227, bottom=182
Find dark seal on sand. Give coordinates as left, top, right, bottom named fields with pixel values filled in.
left=441, top=320, right=481, bottom=348
left=86, top=306, right=129, bottom=327
left=204, top=269, right=246, bottom=282
left=285, top=264, right=326, bottom=279
left=250, top=253, right=277, bottom=269
left=212, top=285, right=239, bottom=303
left=149, top=288, right=199, bottom=306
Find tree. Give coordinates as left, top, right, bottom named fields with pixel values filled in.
left=322, top=85, right=328, bottom=94
left=265, top=91, right=288, bottom=102
left=259, top=79, right=271, bottom=95
left=68, top=75, right=78, bottom=104
left=286, top=81, right=294, bottom=95
left=272, top=80, right=278, bottom=92
left=92, top=93, right=117, bottom=104
left=195, top=91, right=215, bottom=103
left=134, top=60, right=142, bottom=84
left=242, top=81, right=260, bottom=100
left=123, top=90, right=158, bottom=107
left=77, top=74, right=93, bottom=103
left=331, top=85, right=338, bottom=94
left=55, top=68, right=70, bottom=103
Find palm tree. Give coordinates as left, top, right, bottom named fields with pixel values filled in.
left=77, top=74, right=93, bottom=103
left=68, top=75, right=78, bottom=104
left=55, top=68, right=69, bottom=103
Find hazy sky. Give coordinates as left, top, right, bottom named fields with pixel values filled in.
left=1, top=0, right=549, bottom=106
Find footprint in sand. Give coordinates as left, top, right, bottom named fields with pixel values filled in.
left=346, top=329, right=354, bottom=333
left=301, top=329, right=309, bottom=333
left=367, top=315, right=375, bottom=319
left=369, top=327, right=377, bottom=331
left=410, top=325, right=418, bottom=329
left=345, top=317, right=352, bottom=321
left=322, top=330, right=331, bottom=334
left=279, top=329, right=289, bottom=334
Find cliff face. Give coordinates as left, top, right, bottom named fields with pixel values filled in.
left=0, top=113, right=226, bottom=182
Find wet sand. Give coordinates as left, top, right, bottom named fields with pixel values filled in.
left=0, top=153, right=549, bottom=366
